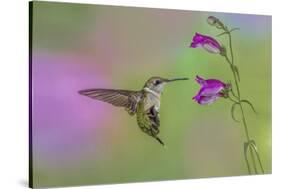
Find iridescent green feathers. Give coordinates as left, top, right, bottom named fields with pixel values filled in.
left=78, top=77, right=188, bottom=146
left=78, top=88, right=164, bottom=145
left=136, top=97, right=164, bottom=145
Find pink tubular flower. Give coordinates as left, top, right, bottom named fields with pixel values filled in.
left=193, top=75, right=230, bottom=105
left=190, top=32, right=222, bottom=54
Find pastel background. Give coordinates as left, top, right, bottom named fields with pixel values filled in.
left=31, top=1, right=272, bottom=188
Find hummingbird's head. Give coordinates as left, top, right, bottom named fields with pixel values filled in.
left=144, top=76, right=189, bottom=94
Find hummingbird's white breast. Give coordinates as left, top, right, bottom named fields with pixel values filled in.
left=143, top=87, right=161, bottom=112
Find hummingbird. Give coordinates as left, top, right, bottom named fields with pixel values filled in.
left=78, top=76, right=188, bottom=146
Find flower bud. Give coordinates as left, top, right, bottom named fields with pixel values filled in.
left=207, top=16, right=225, bottom=30
left=207, top=16, right=218, bottom=26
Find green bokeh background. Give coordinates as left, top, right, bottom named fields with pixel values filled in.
left=31, top=1, right=271, bottom=187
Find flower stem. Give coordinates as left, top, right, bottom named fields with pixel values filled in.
left=228, top=33, right=234, bottom=66
left=224, top=31, right=264, bottom=174
left=240, top=103, right=258, bottom=174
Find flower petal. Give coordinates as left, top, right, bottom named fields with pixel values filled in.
left=199, top=85, right=224, bottom=96
left=189, top=33, right=221, bottom=54
left=205, top=79, right=226, bottom=86
left=202, top=43, right=221, bottom=54
left=193, top=76, right=229, bottom=105
left=193, top=94, right=219, bottom=105
left=195, top=77, right=226, bottom=96
left=195, top=75, right=206, bottom=86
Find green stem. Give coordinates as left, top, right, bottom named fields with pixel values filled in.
left=244, top=148, right=251, bottom=174
left=239, top=103, right=258, bottom=173
left=224, top=31, right=263, bottom=174
left=228, top=95, right=238, bottom=103
left=228, top=33, right=234, bottom=65
left=228, top=57, right=257, bottom=174
left=225, top=56, right=240, bottom=97
left=250, top=142, right=265, bottom=173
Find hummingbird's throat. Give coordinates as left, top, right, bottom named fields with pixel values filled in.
left=144, top=87, right=161, bottom=99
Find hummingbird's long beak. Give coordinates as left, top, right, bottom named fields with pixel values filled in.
left=166, top=77, right=189, bottom=82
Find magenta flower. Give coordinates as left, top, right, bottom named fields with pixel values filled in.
left=193, top=75, right=230, bottom=105
left=190, top=33, right=222, bottom=54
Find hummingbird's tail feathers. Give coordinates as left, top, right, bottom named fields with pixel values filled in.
left=155, top=137, right=165, bottom=146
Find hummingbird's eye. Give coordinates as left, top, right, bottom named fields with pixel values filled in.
left=154, top=80, right=161, bottom=85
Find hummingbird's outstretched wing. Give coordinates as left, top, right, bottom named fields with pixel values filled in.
left=78, top=88, right=142, bottom=115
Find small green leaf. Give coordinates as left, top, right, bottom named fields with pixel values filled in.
left=249, top=140, right=265, bottom=173
left=229, top=81, right=238, bottom=98
left=249, top=140, right=257, bottom=151
left=231, top=102, right=240, bottom=123
left=229, top=27, right=240, bottom=33
left=241, top=100, right=257, bottom=114
left=244, top=142, right=251, bottom=174
left=217, top=31, right=228, bottom=37
left=231, top=65, right=240, bottom=82
left=234, top=65, right=240, bottom=82
left=220, top=45, right=227, bottom=57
